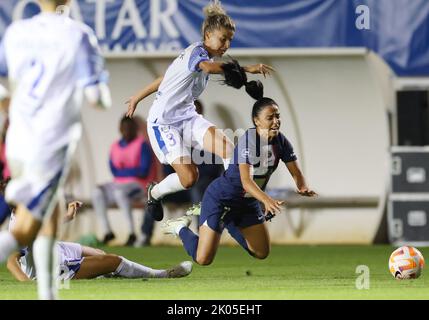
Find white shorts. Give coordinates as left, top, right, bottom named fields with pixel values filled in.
left=147, top=114, right=213, bottom=165
left=58, top=241, right=83, bottom=281
left=5, top=138, right=78, bottom=221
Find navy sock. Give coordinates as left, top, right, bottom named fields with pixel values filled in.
left=0, top=195, right=12, bottom=225
left=178, top=227, right=199, bottom=261
left=225, top=223, right=254, bottom=256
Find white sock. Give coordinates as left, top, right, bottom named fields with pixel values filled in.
left=151, top=173, right=186, bottom=200
left=0, top=231, right=19, bottom=263
left=33, top=236, right=58, bottom=300
left=175, top=223, right=186, bottom=236
left=222, top=158, right=230, bottom=171
left=114, top=257, right=167, bottom=278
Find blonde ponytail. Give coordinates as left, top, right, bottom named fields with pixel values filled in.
left=202, top=0, right=235, bottom=38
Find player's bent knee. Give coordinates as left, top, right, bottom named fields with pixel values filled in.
left=179, top=170, right=199, bottom=189
left=105, top=254, right=122, bottom=266
left=12, top=229, right=36, bottom=247
left=180, top=178, right=196, bottom=189
left=196, top=258, right=213, bottom=266
left=252, top=249, right=270, bottom=260
left=105, top=253, right=120, bottom=259
left=196, top=255, right=214, bottom=266
left=255, top=253, right=269, bottom=260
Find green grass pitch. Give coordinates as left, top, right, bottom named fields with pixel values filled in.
left=0, top=245, right=427, bottom=300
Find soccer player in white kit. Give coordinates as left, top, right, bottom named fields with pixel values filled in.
left=0, top=0, right=111, bottom=299
left=126, top=0, right=274, bottom=222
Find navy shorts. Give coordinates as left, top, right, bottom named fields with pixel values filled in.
left=199, top=181, right=265, bottom=233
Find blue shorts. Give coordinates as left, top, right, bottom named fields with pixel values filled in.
left=199, top=180, right=265, bottom=233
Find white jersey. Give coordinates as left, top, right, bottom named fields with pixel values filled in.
left=16, top=242, right=83, bottom=281
left=148, top=42, right=212, bottom=125
left=9, top=212, right=83, bottom=280
left=0, top=13, right=107, bottom=218
left=0, top=12, right=106, bottom=154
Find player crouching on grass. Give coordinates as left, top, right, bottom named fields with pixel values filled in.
left=161, top=81, right=316, bottom=265
left=6, top=201, right=192, bottom=281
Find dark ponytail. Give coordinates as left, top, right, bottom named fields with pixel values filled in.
left=221, top=57, right=264, bottom=100
left=221, top=58, right=275, bottom=125
left=245, top=80, right=264, bottom=100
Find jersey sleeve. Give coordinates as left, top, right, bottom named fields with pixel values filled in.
left=280, top=134, right=297, bottom=163
left=188, top=45, right=210, bottom=72
left=75, top=28, right=108, bottom=87
left=236, top=129, right=260, bottom=166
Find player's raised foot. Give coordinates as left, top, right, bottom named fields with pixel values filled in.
left=147, top=182, right=164, bottom=221
left=167, top=261, right=193, bottom=278
left=185, top=203, right=201, bottom=216
left=161, top=216, right=192, bottom=237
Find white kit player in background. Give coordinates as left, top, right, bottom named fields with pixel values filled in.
left=126, top=0, right=274, bottom=223
left=6, top=202, right=193, bottom=282
left=0, top=0, right=111, bottom=300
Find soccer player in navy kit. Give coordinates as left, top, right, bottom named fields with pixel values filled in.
left=162, top=95, right=316, bottom=265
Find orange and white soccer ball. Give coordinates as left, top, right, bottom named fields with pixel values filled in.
left=389, top=246, right=425, bottom=279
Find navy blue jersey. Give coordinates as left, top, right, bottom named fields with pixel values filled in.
left=219, top=128, right=297, bottom=201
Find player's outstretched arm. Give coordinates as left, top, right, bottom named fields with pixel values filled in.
left=126, top=76, right=164, bottom=117
left=239, top=163, right=284, bottom=215
left=199, top=61, right=274, bottom=78
left=7, top=252, right=30, bottom=281
left=286, top=161, right=317, bottom=197
left=199, top=61, right=225, bottom=74
left=243, top=64, right=275, bottom=78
